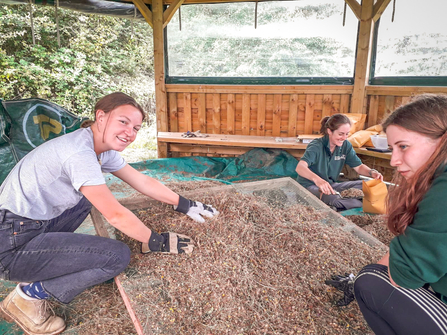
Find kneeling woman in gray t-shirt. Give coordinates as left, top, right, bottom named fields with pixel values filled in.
left=0, top=92, right=218, bottom=335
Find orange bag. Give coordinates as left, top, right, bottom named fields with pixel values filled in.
left=362, top=179, right=388, bottom=214
left=348, top=130, right=379, bottom=148
left=341, top=113, right=367, bottom=133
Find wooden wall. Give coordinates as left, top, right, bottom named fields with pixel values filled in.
left=160, top=84, right=447, bottom=160
left=166, top=85, right=353, bottom=136
left=365, top=86, right=447, bottom=127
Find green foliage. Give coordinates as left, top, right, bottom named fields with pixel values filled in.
left=0, top=4, right=154, bottom=118
left=167, top=1, right=355, bottom=78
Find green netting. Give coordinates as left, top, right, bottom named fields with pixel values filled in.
left=106, top=148, right=299, bottom=199
left=0, top=98, right=88, bottom=185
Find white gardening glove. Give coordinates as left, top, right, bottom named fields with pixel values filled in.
left=174, top=195, right=219, bottom=223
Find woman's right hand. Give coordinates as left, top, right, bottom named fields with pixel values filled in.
left=315, top=178, right=335, bottom=195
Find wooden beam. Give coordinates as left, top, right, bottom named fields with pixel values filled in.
left=366, top=85, right=447, bottom=96
left=153, top=0, right=168, bottom=158
left=350, top=0, right=374, bottom=114
left=163, top=0, right=184, bottom=28
left=166, top=84, right=354, bottom=95
left=132, top=0, right=153, bottom=27
left=345, top=0, right=361, bottom=20
left=372, top=0, right=391, bottom=22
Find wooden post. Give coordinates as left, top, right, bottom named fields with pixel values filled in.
left=350, top=0, right=374, bottom=114
left=153, top=0, right=168, bottom=157
left=349, top=0, right=391, bottom=114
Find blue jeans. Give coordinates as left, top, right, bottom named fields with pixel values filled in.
left=0, top=197, right=130, bottom=304
left=307, top=180, right=363, bottom=210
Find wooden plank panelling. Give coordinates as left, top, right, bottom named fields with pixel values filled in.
left=340, top=95, right=350, bottom=114
left=288, top=94, right=298, bottom=137
left=183, top=93, right=192, bottom=131
left=213, top=93, right=221, bottom=134
left=242, top=94, right=250, bottom=135
left=257, top=94, right=266, bottom=136
left=272, top=94, right=282, bottom=137
left=198, top=93, right=206, bottom=133
left=322, top=94, right=332, bottom=120
left=168, top=92, right=178, bottom=132
left=227, top=94, right=235, bottom=134
left=384, top=95, right=395, bottom=117
left=368, top=95, right=379, bottom=127
left=401, top=96, right=411, bottom=105
left=304, top=94, right=315, bottom=134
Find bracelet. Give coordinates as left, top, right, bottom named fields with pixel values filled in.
left=369, top=169, right=378, bottom=177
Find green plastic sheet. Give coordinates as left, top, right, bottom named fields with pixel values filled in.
left=106, top=148, right=299, bottom=199
left=0, top=98, right=88, bottom=185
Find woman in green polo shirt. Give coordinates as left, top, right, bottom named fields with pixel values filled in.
left=354, top=94, right=447, bottom=334
left=296, top=113, right=383, bottom=211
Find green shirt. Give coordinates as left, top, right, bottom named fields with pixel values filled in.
left=297, top=135, right=362, bottom=188
left=390, top=165, right=447, bottom=302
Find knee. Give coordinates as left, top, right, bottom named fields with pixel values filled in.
left=109, top=241, right=131, bottom=275
left=354, top=263, right=388, bottom=303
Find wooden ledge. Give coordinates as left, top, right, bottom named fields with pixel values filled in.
left=158, top=132, right=309, bottom=150
left=354, top=147, right=391, bottom=160
left=158, top=132, right=392, bottom=160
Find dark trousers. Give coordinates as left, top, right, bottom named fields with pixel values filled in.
left=0, top=197, right=130, bottom=304
left=307, top=180, right=363, bottom=210
left=354, top=264, right=447, bottom=335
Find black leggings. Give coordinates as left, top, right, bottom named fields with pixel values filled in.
left=354, top=264, right=447, bottom=335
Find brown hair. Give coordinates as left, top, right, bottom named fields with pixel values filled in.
left=94, top=92, right=146, bottom=122
left=319, top=113, right=351, bottom=135
left=383, top=94, right=447, bottom=235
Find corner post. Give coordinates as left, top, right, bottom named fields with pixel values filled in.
left=153, top=0, right=168, bottom=157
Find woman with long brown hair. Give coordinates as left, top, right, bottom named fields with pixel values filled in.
left=354, top=94, right=447, bottom=334
left=296, top=113, right=383, bottom=211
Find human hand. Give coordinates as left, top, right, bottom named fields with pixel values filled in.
left=325, top=273, right=356, bottom=306
left=141, top=231, right=194, bottom=254
left=174, top=196, right=219, bottom=223
left=370, top=169, right=383, bottom=181
left=315, top=178, right=336, bottom=195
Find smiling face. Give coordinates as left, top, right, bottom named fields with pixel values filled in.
left=327, top=123, right=351, bottom=149
left=386, top=125, right=440, bottom=180
left=97, top=104, right=143, bottom=152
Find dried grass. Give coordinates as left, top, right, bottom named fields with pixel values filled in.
left=346, top=214, right=394, bottom=246
left=340, top=188, right=364, bottom=199
left=115, top=189, right=386, bottom=334
left=49, top=282, right=137, bottom=335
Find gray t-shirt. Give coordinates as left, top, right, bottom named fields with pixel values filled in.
left=0, top=127, right=126, bottom=220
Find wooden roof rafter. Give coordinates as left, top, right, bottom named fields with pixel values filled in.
left=344, top=0, right=361, bottom=20
left=372, top=0, right=392, bottom=22
left=132, top=0, right=153, bottom=27
left=163, top=0, right=185, bottom=27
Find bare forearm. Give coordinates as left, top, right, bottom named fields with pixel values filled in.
left=107, top=207, right=153, bottom=243
left=354, top=164, right=371, bottom=177
left=296, top=162, right=322, bottom=184
left=135, top=177, right=180, bottom=205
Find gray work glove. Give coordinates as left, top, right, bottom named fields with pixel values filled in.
left=141, top=231, right=194, bottom=254
left=325, top=273, right=356, bottom=306
left=174, top=195, right=219, bottom=223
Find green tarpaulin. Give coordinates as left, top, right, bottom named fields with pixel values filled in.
left=0, top=98, right=88, bottom=185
